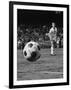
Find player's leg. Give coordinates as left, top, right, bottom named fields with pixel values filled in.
left=48, top=33, right=56, bottom=55
left=51, top=40, right=54, bottom=55
left=52, top=35, right=57, bottom=55
left=50, top=40, right=56, bottom=55
left=49, top=34, right=54, bottom=55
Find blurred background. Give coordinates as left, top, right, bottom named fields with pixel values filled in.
left=17, top=9, right=63, bottom=49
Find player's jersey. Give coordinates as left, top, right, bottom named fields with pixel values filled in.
left=49, top=27, right=57, bottom=41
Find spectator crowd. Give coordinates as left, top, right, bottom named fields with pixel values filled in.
left=17, top=24, right=63, bottom=49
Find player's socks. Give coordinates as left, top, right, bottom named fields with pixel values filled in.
left=51, top=46, right=56, bottom=55
left=51, top=46, right=54, bottom=55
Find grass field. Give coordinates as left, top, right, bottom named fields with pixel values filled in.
left=17, top=48, right=63, bottom=81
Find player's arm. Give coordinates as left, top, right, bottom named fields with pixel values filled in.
left=55, top=27, right=57, bottom=41
left=55, top=27, right=57, bottom=37
left=48, top=28, right=53, bottom=40
left=55, top=27, right=57, bottom=34
left=49, top=28, right=52, bottom=34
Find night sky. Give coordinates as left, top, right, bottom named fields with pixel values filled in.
left=17, top=9, right=63, bottom=27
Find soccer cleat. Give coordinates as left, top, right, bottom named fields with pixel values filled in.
left=50, top=53, right=56, bottom=56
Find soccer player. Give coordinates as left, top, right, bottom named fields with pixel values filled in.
left=48, top=22, right=57, bottom=55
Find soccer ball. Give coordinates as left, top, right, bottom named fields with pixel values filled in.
left=23, top=41, right=41, bottom=62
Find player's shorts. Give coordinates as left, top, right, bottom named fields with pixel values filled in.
left=50, top=35, right=57, bottom=42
